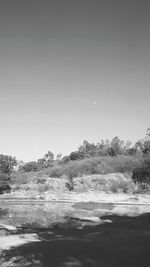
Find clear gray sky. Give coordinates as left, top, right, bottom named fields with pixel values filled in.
left=0, top=0, right=150, bottom=161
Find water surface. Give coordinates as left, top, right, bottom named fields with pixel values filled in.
left=0, top=202, right=150, bottom=266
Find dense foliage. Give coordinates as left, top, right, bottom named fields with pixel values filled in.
left=0, top=155, right=17, bottom=194
left=0, top=154, right=17, bottom=174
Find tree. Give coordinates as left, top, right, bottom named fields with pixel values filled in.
left=60, top=156, right=70, bottom=164
left=143, top=127, right=150, bottom=154
left=37, top=158, right=46, bottom=169
left=44, top=151, right=54, bottom=162
left=125, top=140, right=132, bottom=149
left=20, top=161, right=39, bottom=172
left=108, top=147, right=116, bottom=156
left=110, top=137, right=124, bottom=156
left=79, top=140, right=97, bottom=157
left=56, top=153, right=62, bottom=160
left=69, top=151, right=85, bottom=161
left=127, top=147, right=137, bottom=156
left=143, top=141, right=150, bottom=155
left=135, top=139, right=145, bottom=154
left=0, top=173, right=11, bottom=194
left=146, top=127, right=150, bottom=140
left=0, top=154, right=17, bottom=194
left=97, top=139, right=111, bottom=156
left=0, top=154, right=17, bottom=175
left=135, top=137, right=150, bottom=155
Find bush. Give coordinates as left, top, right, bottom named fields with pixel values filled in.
left=0, top=173, right=11, bottom=194
left=0, top=173, right=10, bottom=181
left=73, top=173, right=135, bottom=193
left=132, top=155, right=150, bottom=185
left=0, top=182, right=11, bottom=194
left=132, top=167, right=150, bottom=184
left=19, top=161, right=39, bottom=172
left=10, top=172, right=33, bottom=184
left=38, top=184, right=49, bottom=193
left=0, top=154, right=17, bottom=174
left=69, top=151, right=85, bottom=160
left=106, top=155, right=143, bottom=173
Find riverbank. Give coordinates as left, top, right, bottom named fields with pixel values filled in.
left=1, top=173, right=150, bottom=204
left=1, top=191, right=150, bottom=205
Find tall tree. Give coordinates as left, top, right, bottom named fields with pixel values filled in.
left=0, top=154, right=17, bottom=175
left=44, top=151, right=54, bottom=162
left=56, top=153, right=62, bottom=160
left=110, top=137, right=124, bottom=155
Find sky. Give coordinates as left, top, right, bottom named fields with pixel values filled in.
left=0, top=0, right=150, bottom=162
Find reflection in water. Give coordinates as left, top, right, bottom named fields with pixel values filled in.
left=0, top=203, right=150, bottom=266
left=0, top=208, right=9, bottom=217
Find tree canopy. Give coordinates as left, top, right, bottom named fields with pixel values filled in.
left=0, top=154, right=17, bottom=175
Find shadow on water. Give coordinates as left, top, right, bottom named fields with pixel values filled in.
left=1, top=213, right=150, bottom=267
left=0, top=208, right=9, bottom=217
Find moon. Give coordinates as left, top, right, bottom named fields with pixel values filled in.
left=93, top=101, right=97, bottom=105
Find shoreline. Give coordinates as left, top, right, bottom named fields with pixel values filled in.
left=0, top=199, right=150, bottom=205
left=0, top=191, right=150, bottom=205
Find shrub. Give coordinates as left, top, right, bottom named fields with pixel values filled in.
left=19, top=161, right=39, bottom=172
left=69, top=151, right=85, bottom=160
left=0, top=182, right=11, bottom=194
left=10, top=172, right=32, bottom=184
left=0, top=173, right=10, bottom=181
left=132, top=167, right=150, bottom=184
left=0, top=172, right=11, bottom=194
left=73, top=173, right=135, bottom=193
left=37, top=177, right=47, bottom=184
left=0, top=154, right=17, bottom=174
left=38, top=184, right=49, bottom=193
left=131, top=155, right=150, bottom=185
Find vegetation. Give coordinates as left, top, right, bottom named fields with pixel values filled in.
left=0, top=154, right=17, bottom=174
left=19, top=161, right=39, bottom=172
left=10, top=173, right=136, bottom=195
left=44, top=155, right=142, bottom=178
left=0, top=127, right=150, bottom=194
left=0, top=155, right=17, bottom=194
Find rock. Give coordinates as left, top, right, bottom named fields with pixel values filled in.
left=62, top=257, right=82, bottom=267
left=90, top=208, right=112, bottom=217
left=102, top=219, right=112, bottom=223
left=111, top=206, right=138, bottom=217
left=70, top=216, right=101, bottom=223
left=72, top=202, right=114, bottom=210
left=0, top=224, right=16, bottom=231
left=0, top=233, right=40, bottom=250
left=68, top=208, right=92, bottom=218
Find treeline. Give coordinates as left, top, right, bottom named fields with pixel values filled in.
left=69, top=127, right=150, bottom=160
left=0, top=128, right=149, bottom=194
left=18, top=128, right=150, bottom=173
left=0, top=127, right=149, bottom=179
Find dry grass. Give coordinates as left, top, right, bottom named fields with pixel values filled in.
left=11, top=173, right=138, bottom=194
left=45, top=155, right=143, bottom=179
left=73, top=173, right=136, bottom=193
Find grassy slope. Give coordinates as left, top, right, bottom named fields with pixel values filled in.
left=45, top=155, right=143, bottom=178
left=9, top=155, right=145, bottom=196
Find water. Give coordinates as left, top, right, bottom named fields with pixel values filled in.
left=0, top=202, right=150, bottom=266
